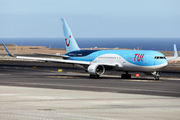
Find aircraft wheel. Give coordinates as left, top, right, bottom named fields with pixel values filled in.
left=89, top=74, right=94, bottom=78
left=94, top=75, right=99, bottom=78
left=121, top=74, right=131, bottom=79
left=154, top=76, right=159, bottom=80
left=89, top=74, right=99, bottom=79
left=127, top=74, right=131, bottom=79
left=121, top=74, right=125, bottom=79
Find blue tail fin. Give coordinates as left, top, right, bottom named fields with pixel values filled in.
left=61, top=18, right=80, bottom=53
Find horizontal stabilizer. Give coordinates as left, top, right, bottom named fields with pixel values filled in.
left=2, top=43, right=14, bottom=57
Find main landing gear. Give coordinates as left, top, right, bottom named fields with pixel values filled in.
left=89, top=74, right=99, bottom=78
left=121, top=72, right=131, bottom=79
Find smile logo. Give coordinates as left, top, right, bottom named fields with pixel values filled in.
left=65, top=35, right=71, bottom=47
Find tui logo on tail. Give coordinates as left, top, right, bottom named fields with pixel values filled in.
left=65, top=35, right=71, bottom=47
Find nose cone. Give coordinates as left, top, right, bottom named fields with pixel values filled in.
left=164, top=60, right=168, bottom=67
left=161, top=60, right=168, bottom=69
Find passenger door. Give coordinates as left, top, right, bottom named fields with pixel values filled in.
left=144, top=55, right=148, bottom=64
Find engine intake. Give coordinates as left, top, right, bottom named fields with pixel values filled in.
left=87, top=64, right=105, bottom=76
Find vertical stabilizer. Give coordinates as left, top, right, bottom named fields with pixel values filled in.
left=61, top=18, right=80, bottom=53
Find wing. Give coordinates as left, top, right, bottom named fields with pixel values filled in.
left=2, top=43, right=90, bottom=65
left=166, top=44, right=179, bottom=61
left=33, top=53, right=69, bottom=58
left=16, top=56, right=90, bottom=65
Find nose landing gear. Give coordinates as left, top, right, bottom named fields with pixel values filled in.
left=154, top=76, right=159, bottom=80
left=152, top=71, right=160, bottom=80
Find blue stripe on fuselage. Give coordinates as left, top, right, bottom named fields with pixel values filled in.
left=65, top=50, right=100, bottom=57
left=66, top=50, right=167, bottom=66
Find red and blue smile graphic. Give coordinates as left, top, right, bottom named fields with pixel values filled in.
left=65, top=35, right=71, bottom=47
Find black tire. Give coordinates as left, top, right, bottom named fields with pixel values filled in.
left=94, top=75, right=99, bottom=79
left=154, top=76, right=160, bottom=80
left=127, top=74, right=131, bottom=79
left=89, top=74, right=99, bottom=79
left=121, top=74, right=125, bottom=79
left=89, top=74, right=94, bottom=78
left=121, top=74, right=131, bottom=79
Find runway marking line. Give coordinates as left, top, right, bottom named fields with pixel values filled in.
left=0, top=114, right=52, bottom=120
left=1, top=111, right=117, bottom=120
left=0, top=74, right=11, bottom=75
left=122, top=79, right=162, bottom=82
left=46, top=76, right=79, bottom=79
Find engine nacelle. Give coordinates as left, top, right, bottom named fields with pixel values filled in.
left=87, top=64, right=105, bottom=76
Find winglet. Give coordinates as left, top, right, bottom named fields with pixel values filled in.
left=2, top=43, right=14, bottom=57
left=174, top=44, right=178, bottom=58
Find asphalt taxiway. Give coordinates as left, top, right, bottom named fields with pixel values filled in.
left=0, top=66, right=180, bottom=120
left=1, top=66, right=180, bottom=97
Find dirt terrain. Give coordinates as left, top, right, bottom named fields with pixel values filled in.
left=0, top=44, right=179, bottom=56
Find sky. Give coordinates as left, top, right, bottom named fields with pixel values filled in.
left=0, top=0, right=180, bottom=38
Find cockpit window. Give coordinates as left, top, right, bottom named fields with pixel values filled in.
left=154, top=56, right=166, bottom=59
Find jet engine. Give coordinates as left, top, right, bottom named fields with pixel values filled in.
left=87, top=64, right=105, bottom=76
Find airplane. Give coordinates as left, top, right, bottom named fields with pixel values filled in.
left=2, top=18, right=178, bottom=80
